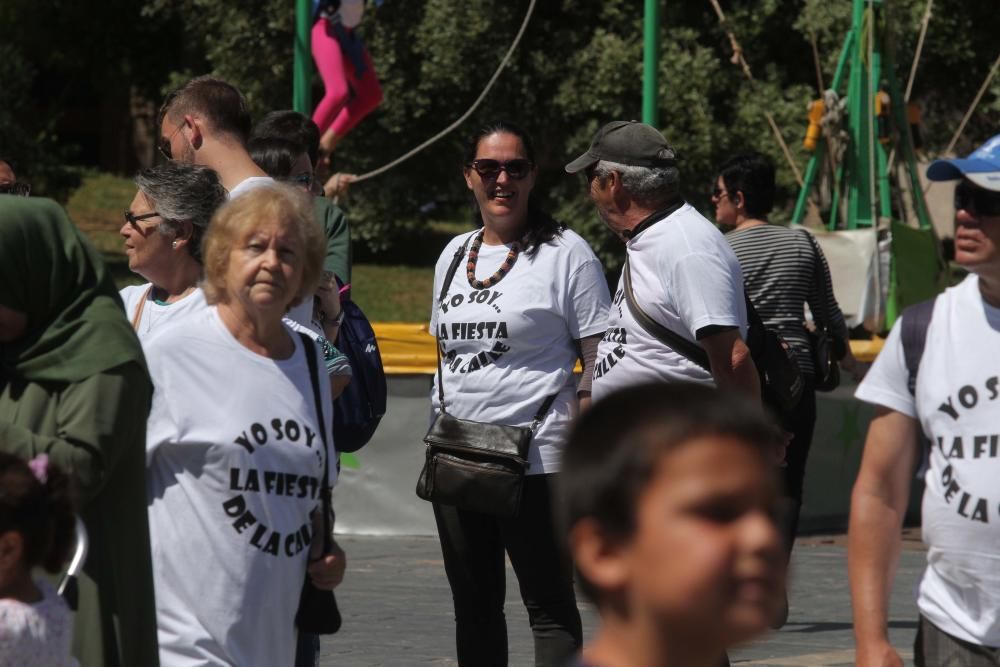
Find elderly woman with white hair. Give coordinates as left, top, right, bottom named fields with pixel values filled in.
left=118, top=161, right=227, bottom=338
left=142, top=185, right=346, bottom=666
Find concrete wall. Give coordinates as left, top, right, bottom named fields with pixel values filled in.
left=335, top=375, right=921, bottom=536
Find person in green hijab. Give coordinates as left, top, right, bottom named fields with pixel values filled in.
left=0, top=197, right=159, bottom=667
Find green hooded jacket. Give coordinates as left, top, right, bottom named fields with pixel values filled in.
left=0, top=197, right=159, bottom=667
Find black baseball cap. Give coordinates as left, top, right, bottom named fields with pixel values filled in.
left=564, top=120, right=677, bottom=174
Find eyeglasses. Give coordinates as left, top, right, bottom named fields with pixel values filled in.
left=711, top=187, right=729, bottom=201
left=123, top=209, right=162, bottom=230
left=158, top=122, right=185, bottom=160
left=0, top=182, right=30, bottom=196
left=954, top=181, right=1000, bottom=217
left=466, top=159, right=534, bottom=180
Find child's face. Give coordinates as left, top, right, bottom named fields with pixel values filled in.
left=625, top=435, right=784, bottom=645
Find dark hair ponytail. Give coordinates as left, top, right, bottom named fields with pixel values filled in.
left=0, top=453, right=76, bottom=573
left=463, top=120, right=564, bottom=257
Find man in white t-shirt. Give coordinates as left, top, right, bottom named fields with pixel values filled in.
left=565, top=121, right=759, bottom=402
left=157, top=76, right=273, bottom=197
left=850, top=134, right=1000, bottom=666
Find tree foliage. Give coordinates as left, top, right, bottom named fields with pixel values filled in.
left=3, top=0, right=998, bottom=260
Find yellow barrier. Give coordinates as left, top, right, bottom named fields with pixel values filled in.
left=372, top=323, right=437, bottom=374
left=850, top=337, right=884, bottom=363
left=373, top=322, right=887, bottom=374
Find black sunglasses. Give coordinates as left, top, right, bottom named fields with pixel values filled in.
left=0, top=182, right=30, bottom=196
left=955, top=181, right=1000, bottom=217
left=123, top=209, right=162, bottom=229
left=158, top=122, right=185, bottom=160
left=467, top=159, right=534, bottom=180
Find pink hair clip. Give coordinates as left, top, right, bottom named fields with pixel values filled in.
left=28, top=453, right=49, bottom=484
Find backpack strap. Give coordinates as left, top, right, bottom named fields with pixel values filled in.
left=901, top=296, right=938, bottom=396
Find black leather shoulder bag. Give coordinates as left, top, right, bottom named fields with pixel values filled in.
left=416, top=236, right=556, bottom=517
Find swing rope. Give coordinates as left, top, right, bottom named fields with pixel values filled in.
left=903, top=0, right=933, bottom=103
left=887, top=0, right=933, bottom=174
left=707, top=0, right=804, bottom=187
left=924, top=50, right=1000, bottom=193
left=351, top=0, right=537, bottom=184
left=943, top=51, right=1000, bottom=157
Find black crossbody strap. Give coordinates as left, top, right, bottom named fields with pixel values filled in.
left=438, top=235, right=474, bottom=303
left=622, top=255, right=711, bottom=371
left=435, top=236, right=474, bottom=409
left=300, top=332, right=333, bottom=555
left=802, top=229, right=827, bottom=328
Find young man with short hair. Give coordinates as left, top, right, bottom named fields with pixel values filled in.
left=158, top=76, right=270, bottom=197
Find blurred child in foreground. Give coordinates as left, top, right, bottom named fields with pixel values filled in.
left=557, top=383, right=787, bottom=667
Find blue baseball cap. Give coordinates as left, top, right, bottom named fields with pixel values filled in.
left=927, top=134, right=1000, bottom=192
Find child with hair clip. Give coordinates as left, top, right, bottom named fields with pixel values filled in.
left=0, top=453, right=77, bottom=667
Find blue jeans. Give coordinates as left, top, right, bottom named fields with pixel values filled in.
left=433, top=473, right=582, bottom=667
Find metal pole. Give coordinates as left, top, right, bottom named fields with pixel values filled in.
left=643, top=0, right=660, bottom=126
left=293, top=0, right=313, bottom=114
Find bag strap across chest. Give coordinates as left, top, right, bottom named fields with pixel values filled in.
left=434, top=235, right=557, bottom=427
left=300, top=332, right=333, bottom=556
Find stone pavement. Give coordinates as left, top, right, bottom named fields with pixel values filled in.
left=319, top=532, right=927, bottom=666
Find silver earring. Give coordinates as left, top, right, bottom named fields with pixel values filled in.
left=171, top=240, right=179, bottom=249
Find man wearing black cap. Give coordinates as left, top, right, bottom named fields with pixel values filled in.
left=849, top=134, right=1000, bottom=666
left=566, top=121, right=759, bottom=402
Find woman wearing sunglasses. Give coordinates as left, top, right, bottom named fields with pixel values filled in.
left=712, top=151, right=856, bottom=625
left=429, top=120, right=610, bottom=666
left=118, top=162, right=227, bottom=339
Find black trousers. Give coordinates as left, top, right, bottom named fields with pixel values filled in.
left=779, top=377, right=817, bottom=554
left=433, top=473, right=583, bottom=667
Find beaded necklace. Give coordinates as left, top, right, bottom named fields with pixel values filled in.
left=466, top=230, right=521, bottom=289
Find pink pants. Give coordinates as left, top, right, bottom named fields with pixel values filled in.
left=311, top=18, right=384, bottom=138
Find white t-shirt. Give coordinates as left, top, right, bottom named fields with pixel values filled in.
left=429, top=228, right=610, bottom=474
left=591, top=204, right=748, bottom=402
left=119, top=283, right=208, bottom=340
left=856, top=274, right=1000, bottom=646
left=227, top=176, right=275, bottom=200
left=0, top=579, right=76, bottom=667
left=144, top=306, right=335, bottom=667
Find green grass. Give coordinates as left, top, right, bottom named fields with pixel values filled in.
left=350, top=264, right=433, bottom=322
left=65, top=171, right=134, bottom=234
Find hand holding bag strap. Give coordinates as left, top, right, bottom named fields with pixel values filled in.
left=300, top=332, right=333, bottom=555
left=622, top=254, right=711, bottom=371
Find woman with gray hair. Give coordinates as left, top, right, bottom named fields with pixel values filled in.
left=119, top=161, right=227, bottom=338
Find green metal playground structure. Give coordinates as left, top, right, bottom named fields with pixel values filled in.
left=290, top=0, right=946, bottom=330
left=788, top=0, right=945, bottom=328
